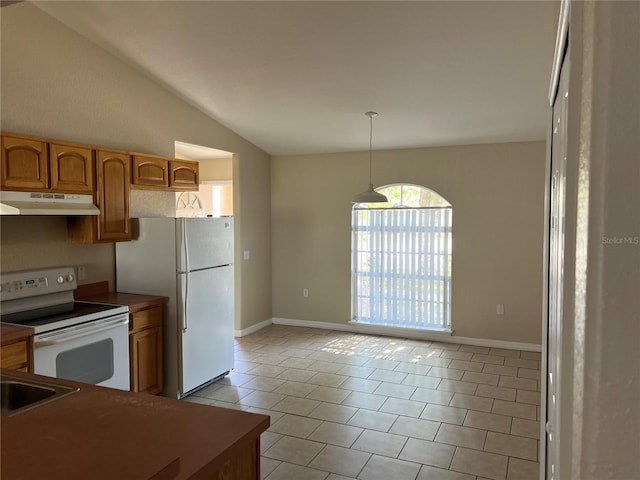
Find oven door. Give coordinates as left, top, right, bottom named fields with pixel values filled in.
left=33, top=313, right=130, bottom=390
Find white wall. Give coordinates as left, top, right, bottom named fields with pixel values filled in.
left=553, top=1, right=640, bottom=478
left=272, top=141, right=546, bottom=345
left=0, top=3, right=272, bottom=330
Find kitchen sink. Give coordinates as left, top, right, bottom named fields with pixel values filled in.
left=1, top=375, right=79, bottom=416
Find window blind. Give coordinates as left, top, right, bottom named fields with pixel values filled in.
left=352, top=207, right=452, bottom=330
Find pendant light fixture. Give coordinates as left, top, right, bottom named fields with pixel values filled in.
left=352, top=111, right=388, bottom=204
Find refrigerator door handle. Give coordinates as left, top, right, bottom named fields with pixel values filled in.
left=181, top=218, right=190, bottom=332
left=183, top=218, right=190, bottom=273
left=183, top=272, right=189, bottom=332
left=178, top=274, right=187, bottom=333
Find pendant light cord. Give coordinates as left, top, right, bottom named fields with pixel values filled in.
left=353, top=111, right=387, bottom=203
left=369, top=113, right=373, bottom=185
left=366, top=111, right=377, bottom=186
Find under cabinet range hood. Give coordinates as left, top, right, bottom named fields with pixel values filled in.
left=0, top=191, right=100, bottom=216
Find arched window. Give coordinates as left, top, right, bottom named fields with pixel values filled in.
left=351, top=184, right=452, bottom=331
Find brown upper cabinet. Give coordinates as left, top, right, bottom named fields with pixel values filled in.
left=169, top=160, right=199, bottom=190
left=49, top=141, right=94, bottom=193
left=96, top=149, right=131, bottom=242
left=1, top=134, right=49, bottom=190
left=132, top=154, right=169, bottom=188
left=68, top=148, right=131, bottom=243
left=1, top=133, right=93, bottom=193
left=131, top=154, right=199, bottom=191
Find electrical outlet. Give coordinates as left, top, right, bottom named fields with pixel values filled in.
left=303, top=288, right=309, bottom=298
left=497, top=303, right=505, bottom=315
left=77, top=265, right=86, bottom=281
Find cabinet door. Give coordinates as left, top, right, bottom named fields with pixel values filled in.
left=50, top=142, right=94, bottom=193
left=0, top=134, right=49, bottom=190
left=96, top=149, right=131, bottom=242
left=132, top=155, right=169, bottom=188
left=130, top=326, right=163, bottom=394
left=169, top=160, right=199, bottom=190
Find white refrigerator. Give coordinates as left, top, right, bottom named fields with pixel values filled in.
left=116, top=217, right=234, bottom=398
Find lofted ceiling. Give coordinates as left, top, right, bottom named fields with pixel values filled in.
left=33, top=1, right=558, bottom=156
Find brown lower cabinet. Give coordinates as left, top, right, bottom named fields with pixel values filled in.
left=0, top=324, right=33, bottom=372
left=0, top=340, right=30, bottom=372
left=129, top=305, right=163, bottom=394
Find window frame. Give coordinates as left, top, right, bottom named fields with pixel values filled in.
left=351, top=184, right=452, bottom=332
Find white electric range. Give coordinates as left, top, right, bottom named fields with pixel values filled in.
left=1, top=267, right=130, bottom=390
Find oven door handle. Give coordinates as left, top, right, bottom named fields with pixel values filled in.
left=33, top=318, right=129, bottom=348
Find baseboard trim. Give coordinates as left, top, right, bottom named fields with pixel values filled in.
left=234, top=318, right=273, bottom=337
left=271, top=317, right=541, bottom=352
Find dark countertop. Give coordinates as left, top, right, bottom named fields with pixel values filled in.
left=81, top=291, right=167, bottom=313
left=0, top=369, right=269, bottom=480
left=74, top=280, right=167, bottom=313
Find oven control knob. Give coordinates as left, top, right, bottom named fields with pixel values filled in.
left=56, top=275, right=64, bottom=284
left=66, top=274, right=74, bottom=283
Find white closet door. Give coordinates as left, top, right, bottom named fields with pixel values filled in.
left=545, top=37, right=570, bottom=480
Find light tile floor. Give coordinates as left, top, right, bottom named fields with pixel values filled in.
left=184, top=325, right=542, bottom=480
